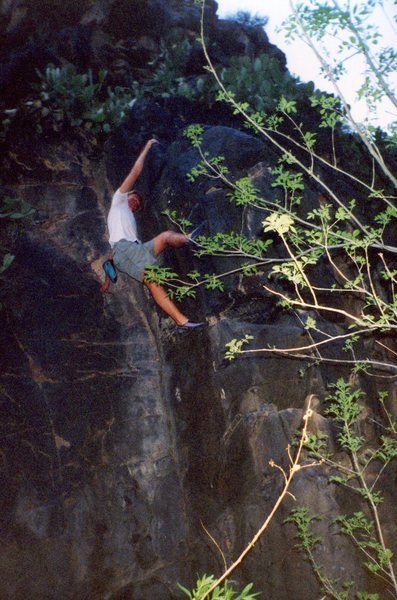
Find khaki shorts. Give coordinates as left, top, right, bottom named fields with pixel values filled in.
left=112, top=239, right=161, bottom=282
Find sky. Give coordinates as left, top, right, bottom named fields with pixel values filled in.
left=215, top=0, right=397, bottom=128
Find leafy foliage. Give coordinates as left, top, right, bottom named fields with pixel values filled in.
left=147, top=35, right=193, bottom=98
left=173, top=3, right=397, bottom=599
left=225, top=334, right=254, bottom=361
left=281, top=0, right=397, bottom=144
left=218, top=53, right=309, bottom=114
left=291, top=377, right=397, bottom=598
left=30, top=63, right=135, bottom=134
left=178, top=574, right=260, bottom=600
left=179, top=89, right=397, bottom=373
left=115, top=30, right=316, bottom=113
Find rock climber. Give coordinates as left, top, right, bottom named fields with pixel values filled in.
left=101, top=138, right=205, bottom=331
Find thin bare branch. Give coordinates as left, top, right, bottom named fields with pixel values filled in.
left=199, top=399, right=318, bottom=600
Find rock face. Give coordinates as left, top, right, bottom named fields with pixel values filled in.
left=0, top=2, right=396, bottom=600
left=0, top=0, right=283, bottom=105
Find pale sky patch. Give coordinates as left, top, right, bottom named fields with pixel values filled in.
left=216, top=0, right=397, bottom=128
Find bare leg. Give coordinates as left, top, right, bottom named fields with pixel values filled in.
left=144, top=279, right=188, bottom=326
left=152, top=230, right=188, bottom=256
left=146, top=231, right=204, bottom=328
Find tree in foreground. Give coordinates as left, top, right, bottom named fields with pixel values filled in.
left=148, top=0, right=397, bottom=378
left=172, top=1, right=397, bottom=598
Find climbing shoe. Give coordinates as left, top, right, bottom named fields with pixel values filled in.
left=103, top=259, right=117, bottom=283
left=176, top=321, right=206, bottom=333
left=187, top=223, right=205, bottom=245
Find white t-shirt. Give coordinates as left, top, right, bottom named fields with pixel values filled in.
left=107, top=189, right=139, bottom=247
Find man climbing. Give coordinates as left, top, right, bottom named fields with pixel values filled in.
left=101, top=138, right=205, bottom=331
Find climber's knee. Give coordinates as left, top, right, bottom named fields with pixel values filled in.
left=153, top=230, right=187, bottom=255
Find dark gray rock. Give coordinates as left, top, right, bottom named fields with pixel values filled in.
left=0, top=2, right=396, bottom=600
left=1, top=109, right=396, bottom=600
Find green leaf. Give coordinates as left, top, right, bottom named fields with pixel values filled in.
left=227, top=177, right=259, bottom=206
left=183, top=124, right=204, bottom=147
left=305, top=316, right=317, bottom=330
left=263, top=213, right=296, bottom=235
left=277, top=97, right=297, bottom=114
left=241, top=263, right=258, bottom=275
left=177, top=582, right=193, bottom=598
left=204, top=273, right=224, bottom=291
left=225, top=334, right=254, bottom=360
left=0, top=253, right=15, bottom=274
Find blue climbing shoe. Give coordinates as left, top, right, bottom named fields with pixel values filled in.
left=177, top=321, right=206, bottom=333
left=187, top=223, right=205, bottom=245
left=103, top=259, right=118, bottom=283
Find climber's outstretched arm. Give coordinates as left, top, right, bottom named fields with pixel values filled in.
left=119, top=138, right=158, bottom=193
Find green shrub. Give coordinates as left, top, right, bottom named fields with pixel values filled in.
left=287, top=379, right=397, bottom=599
left=123, top=33, right=306, bottom=110
left=218, top=53, right=303, bottom=113
left=31, top=63, right=135, bottom=134
left=114, top=32, right=195, bottom=102
left=178, top=574, right=260, bottom=600
left=174, top=52, right=314, bottom=111
left=150, top=36, right=193, bottom=97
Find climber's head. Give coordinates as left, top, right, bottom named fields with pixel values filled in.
left=128, top=191, right=142, bottom=213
